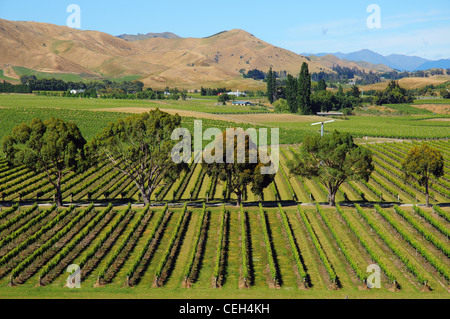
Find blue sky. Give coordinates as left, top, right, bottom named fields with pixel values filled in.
left=1, top=0, right=449, bottom=59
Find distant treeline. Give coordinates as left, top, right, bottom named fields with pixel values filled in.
left=200, top=87, right=229, bottom=96
left=20, top=75, right=145, bottom=93
left=244, top=66, right=450, bottom=87
left=0, top=81, right=31, bottom=93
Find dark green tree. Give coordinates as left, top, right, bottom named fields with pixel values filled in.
left=288, top=131, right=374, bottom=206
left=286, top=74, right=298, bottom=113
left=266, top=67, right=276, bottom=104
left=317, top=79, right=327, bottom=92
left=3, top=117, right=87, bottom=206
left=92, top=109, right=187, bottom=205
left=297, top=62, right=312, bottom=115
left=440, top=89, right=450, bottom=99
left=402, top=144, right=444, bottom=207
left=350, top=85, right=360, bottom=98
left=203, top=129, right=275, bottom=206
left=218, top=93, right=230, bottom=105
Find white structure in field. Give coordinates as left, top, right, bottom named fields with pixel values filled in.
left=70, top=89, right=85, bottom=94
left=227, top=89, right=246, bottom=97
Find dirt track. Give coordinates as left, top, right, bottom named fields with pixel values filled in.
left=90, top=107, right=330, bottom=126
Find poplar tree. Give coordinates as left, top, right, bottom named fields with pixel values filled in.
left=286, top=74, right=298, bottom=113
left=266, top=67, right=275, bottom=104
left=297, top=62, right=312, bottom=115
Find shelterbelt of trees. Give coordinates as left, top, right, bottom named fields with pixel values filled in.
left=265, top=63, right=444, bottom=115
left=2, top=108, right=445, bottom=208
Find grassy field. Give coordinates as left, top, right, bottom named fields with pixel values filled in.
left=0, top=95, right=449, bottom=149
left=10, top=67, right=144, bottom=83
left=0, top=94, right=449, bottom=299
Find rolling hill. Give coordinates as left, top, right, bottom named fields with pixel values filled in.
left=0, top=19, right=393, bottom=89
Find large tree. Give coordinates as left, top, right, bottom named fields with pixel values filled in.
left=203, top=129, right=275, bottom=206
left=402, top=143, right=444, bottom=207
left=3, top=117, right=87, bottom=206
left=298, top=62, right=312, bottom=115
left=92, top=109, right=186, bottom=205
left=288, top=131, right=374, bottom=206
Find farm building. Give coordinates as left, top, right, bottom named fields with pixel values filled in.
left=233, top=101, right=254, bottom=106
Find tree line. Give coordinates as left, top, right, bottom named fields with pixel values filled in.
left=0, top=81, right=31, bottom=93
left=268, top=63, right=364, bottom=115
left=20, top=76, right=145, bottom=93
left=2, top=110, right=444, bottom=208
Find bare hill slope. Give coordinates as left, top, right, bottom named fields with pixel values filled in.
left=0, top=19, right=392, bottom=89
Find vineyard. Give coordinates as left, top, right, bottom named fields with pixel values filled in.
left=0, top=140, right=449, bottom=206
left=0, top=139, right=449, bottom=298
left=0, top=202, right=448, bottom=298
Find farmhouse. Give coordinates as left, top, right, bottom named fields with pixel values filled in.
left=233, top=101, right=254, bottom=106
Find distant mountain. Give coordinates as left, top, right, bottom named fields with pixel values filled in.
left=303, top=49, right=448, bottom=71
left=117, top=32, right=182, bottom=41
left=383, top=54, right=428, bottom=72
left=416, top=59, right=450, bottom=71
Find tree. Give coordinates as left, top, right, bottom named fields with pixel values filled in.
left=218, top=93, right=230, bottom=105
left=92, top=109, right=187, bottom=205
left=298, top=62, right=312, bottom=115
left=273, top=99, right=289, bottom=113
left=337, top=84, right=344, bottom=97
left=317, top=79, right=327, bottom=92
left=266, top=67, right=276, bottom=104
left=440, top=89, right=450, bottom=99
left=350, top=85, right=360, bottom=98
left=203, top=129, right=275, bottom=206
left=288, top=131, right=374, bottom=206
left=374, top=80, right=413, bottom=105
left=402, top=144, right=444, bottom=207
left=3, top=117, right=87, bottom=206
left=286, top=74, right=298, bottom=113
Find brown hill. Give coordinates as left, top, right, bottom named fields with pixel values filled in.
left=0, top=19, right=392, bottom=89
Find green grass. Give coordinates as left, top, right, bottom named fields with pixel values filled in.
left=0, top=286, right=448, bottom=299
left=12, top=66, right=86, bottom=82
left=0, top=70, right=19, bottom=83
left=413, top=99, right=450, bottom=105
left=1, top=94, right=449, bottom=142
left=265, top=115, right=450, bottom=140
left=0, top=94, right=268, bottom=113
left=10, top=66, right=143, bottom=83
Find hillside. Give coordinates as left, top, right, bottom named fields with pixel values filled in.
left=0, top=19, right=392, bottom=89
